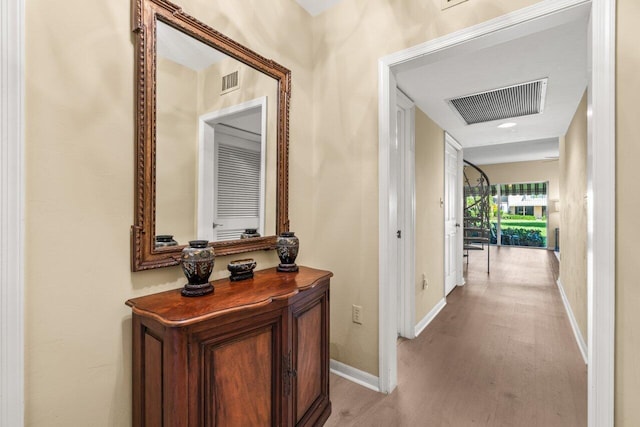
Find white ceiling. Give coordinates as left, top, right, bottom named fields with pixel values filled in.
left=216, top=107, right=262, bottom=135
left=295, top=0, right=344, bottom=16
left=395, top=4, right=590, bottom=164
left=463, top=137, right=559, bottom=165
left=157, top=21, right=228, bottom=71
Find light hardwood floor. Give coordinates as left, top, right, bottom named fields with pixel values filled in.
left=326, top=246, right=587, bottom=427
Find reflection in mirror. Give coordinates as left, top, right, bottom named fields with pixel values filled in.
left=197, top=101, right=266, bottom=242
left=131, top=0, right=291, bottom=271
left=154, top=21, right=277, bottom=247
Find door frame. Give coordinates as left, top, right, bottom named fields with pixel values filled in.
left=492, top=179, right=550, bottom=249
left=395, top=89, right=416, bottom=340
left=1, top=0, right=25, bottom=425
left=444, top=133, right=464, bottom=295
left=378, top=2, right=615, bottom=426
left=197, top=96, right=267, bottom=241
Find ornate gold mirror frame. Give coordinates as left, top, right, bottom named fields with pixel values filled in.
left=131, top=0, right=291, bottom=271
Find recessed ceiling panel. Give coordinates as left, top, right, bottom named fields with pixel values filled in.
left=394, top=3, right=590, bottom=149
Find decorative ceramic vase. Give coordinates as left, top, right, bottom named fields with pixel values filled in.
left=155, top=234, right=178, bottom=248
left=180, top=240, right=215, bottom=297
left=227, top=258, right=257, bottom=281
left=240, top=228, right=261, bottom=239
left=276, top=232, right=299, bottom=272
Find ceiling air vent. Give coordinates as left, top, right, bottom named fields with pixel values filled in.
left=221, top=70, right=240, bottom=94
left=448, top=78, right=548, bottom=125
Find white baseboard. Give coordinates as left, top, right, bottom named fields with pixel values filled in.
left=556, top=279, right=588, bottom=364
left=330, top=359, right=380, bottom=392
left=331, top=298, right=446, bottom=394
left=414, top=298, right=446, bottom=337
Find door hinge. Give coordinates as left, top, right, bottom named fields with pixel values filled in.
left=397, top=230, right=402, bottom=239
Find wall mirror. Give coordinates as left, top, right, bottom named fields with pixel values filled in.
left=131, top=0, right=291, bottom=271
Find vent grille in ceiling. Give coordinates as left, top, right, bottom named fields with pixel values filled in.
left=448, top=78, right=547, bottom=125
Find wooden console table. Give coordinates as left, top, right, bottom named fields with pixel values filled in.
left=126, top=266, right=332, bottom=426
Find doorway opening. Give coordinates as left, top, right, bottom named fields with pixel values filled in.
left=489, top=181, right=549, bottom=248
left=378, top=1, right=615, bottom=425
left=197, top=97, right=267, bottom=242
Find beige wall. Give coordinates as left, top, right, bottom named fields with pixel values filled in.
left=311, top=0, right=542, bottom=376
left=156, top=56, right=280, bottom=244
left=156, top=55, right=280, bottom=244
left=414, top=109, right=445, bottom=322
left=616, top=0, right=640, bottom=424
left=478, top=160, right=560, bottom=250
left=559, top=91, right=587, bottom=342
left=198, top=58, right=279, bottom=237
left=24, top=0, right=313, bottom=425
left=199, top=58, right=277, bottom=114
left=156, top=58, right=198, bottom=245
left=25, top=0, right=640, bottom=425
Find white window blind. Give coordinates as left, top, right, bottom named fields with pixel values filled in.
left=216, top=144, right=261, bottom=219
left=216, top=228, right=246, bottom=241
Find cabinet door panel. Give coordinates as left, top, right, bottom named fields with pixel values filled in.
left=143, top=332, right=163, bottom=427
left=291, top=285, right=330, bottom=427
left=294, top=302, right=322, bottom=421
left=202, top=325, right=277, bottom=426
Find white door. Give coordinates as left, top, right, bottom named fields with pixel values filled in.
left=395, top=104, right=406, bottom=332
left=395, top=89, right=415, bottom=338
left=211, top=126, right=262, bottom=241
left=197, top=98, right=267, bottom=243
left=444, top=137, right=461, bottom=295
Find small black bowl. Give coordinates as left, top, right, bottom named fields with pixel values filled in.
left=227, top=259, right=257, bottom=281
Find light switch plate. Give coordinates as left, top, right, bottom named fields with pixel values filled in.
left=352, top=305, right=363, bottom=324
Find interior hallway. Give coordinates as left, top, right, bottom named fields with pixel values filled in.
left=326, top=246, right=587, bottom=426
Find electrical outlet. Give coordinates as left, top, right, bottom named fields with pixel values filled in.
left=352, top=305, right=363, bottom=324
